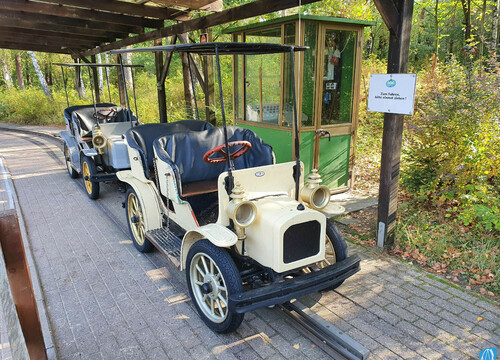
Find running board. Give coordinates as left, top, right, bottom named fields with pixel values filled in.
left=145, top=228, right=182, bottom=269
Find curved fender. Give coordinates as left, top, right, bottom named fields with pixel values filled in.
left=82, top=148, right=98, bottom=157
left=116, top=170, right=162, bottom=231
left=180, top=224, right=238, bottom=271
left=60, top=131, right=80, bottom=169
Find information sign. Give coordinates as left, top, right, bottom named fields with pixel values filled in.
left=367, top=74, right=417, bottom=115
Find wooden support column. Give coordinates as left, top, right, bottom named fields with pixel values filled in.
left=154, top=38, right=168, bottom=123
left=115, top=54, right=126, bottom=106
left=374, top=0, right=414, bottom=249
left=90, top=55, right=101, bottom=103
left=202, top=28, right=216, bottom=125
left=179, top=32, right=195, bottom=118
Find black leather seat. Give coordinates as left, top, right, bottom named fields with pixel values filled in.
left=126, top=120, right=215, bottom=179
left=63, top=103, right=116, bottom=124
left=154, top=126, right=274, bottom=194
left=71, top=105, right=138, bottom=138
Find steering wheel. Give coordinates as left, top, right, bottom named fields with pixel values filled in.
left=203, top=141, right=252, bottom=164
left=94, top=107, right=118, bottom=122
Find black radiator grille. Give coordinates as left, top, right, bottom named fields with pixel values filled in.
left=283, top=220, right=321, bottom=264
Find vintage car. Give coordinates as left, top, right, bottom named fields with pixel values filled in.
left=110, top=43, right=360, bottom=333
left=57, top=62, right=147, bottom=200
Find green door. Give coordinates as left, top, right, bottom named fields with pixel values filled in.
left=313, top=26, right=358, bottom=190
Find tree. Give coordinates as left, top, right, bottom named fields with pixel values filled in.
left=0, top=50, right=13, bottom=88
left=15, top=52, right=24, bottom=90
left=28, top=51, right=52, bottom=98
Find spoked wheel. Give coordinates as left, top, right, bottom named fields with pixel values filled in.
left=186, top=240, right=244, bottom=333
left=63, top=144, right=78, bottom=179
left=303, top=219, right=348, bottom=290
left=81, top=156, right=100, bottom=200
left=125, top=188, right=153, bottom=253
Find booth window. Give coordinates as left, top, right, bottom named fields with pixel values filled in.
left=302, top=22, right=318, bottom=127
left=321, top=30, right=357, bottom=125
left=234, top=34, right=242, bottom=121
left=244, top=27, right=282, bottom=125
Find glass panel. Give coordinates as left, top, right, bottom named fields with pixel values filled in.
left=321, top=30, right=357, bottom=125
left=301, top=22, right=318, bottom=127
left=234, top=34, right=242, bottom=120
left=282, top=23, right=295, bottom=128
left=244, top=27, right=282, bottom=125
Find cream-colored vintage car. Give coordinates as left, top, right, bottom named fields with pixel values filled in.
left=111, top=43, right=360, bottom=333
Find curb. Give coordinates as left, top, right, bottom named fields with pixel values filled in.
left=0, top=155, right=58, bottom=360
left=0, top=123, right=62, bottom=144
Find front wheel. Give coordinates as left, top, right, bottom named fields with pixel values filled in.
left=64, top=144, right=78, bottom=179
left=304, top=219, right=348, bottom=290
left=81, top=156, right=99, bottom=200
left=186, top=240, right=244, bottom=333
left=125, top=188, right=153, bottom=253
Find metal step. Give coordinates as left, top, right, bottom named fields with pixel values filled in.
left=145, top=227, right=183, bottom=269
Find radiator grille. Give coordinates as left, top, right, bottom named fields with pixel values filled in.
left=283, top=220, right=321, bottom=264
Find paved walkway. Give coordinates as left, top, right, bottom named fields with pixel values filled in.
left=0, top=128, right=498, bottom=360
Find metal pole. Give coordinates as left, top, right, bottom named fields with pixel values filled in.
left=131, top=67, right=139, bottom=118
left=215, top=46, right=233, bottom=194
left=118, top=54, right=131, bottom=111
left=187, top=54, right=200, bottom=121
left=87, top=67, right=97, bottom=118
left=60, top=66, right=69, bottom=108
left=290, top=48, right=301, bottom=201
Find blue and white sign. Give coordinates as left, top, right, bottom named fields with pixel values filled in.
left=367, top=73, right=417, bottom=115
left=479, top=347, right=498, bottom=360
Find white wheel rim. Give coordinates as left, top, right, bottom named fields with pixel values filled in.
left=128, top=193, right=145, bottom=246
left=190, top=252, right=229, bottom=323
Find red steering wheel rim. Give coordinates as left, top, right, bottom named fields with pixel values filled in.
left=203, top=141, right=252, bottom=164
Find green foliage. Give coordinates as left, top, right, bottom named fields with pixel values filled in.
left=402, top=58, right=500, bottom=232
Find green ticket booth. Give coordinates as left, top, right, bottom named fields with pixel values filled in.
left=227, top=15, right=373, bottom=192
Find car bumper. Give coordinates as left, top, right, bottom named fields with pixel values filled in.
left=229, top=255, right=361, bottom=313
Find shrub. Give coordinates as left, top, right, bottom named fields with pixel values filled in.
left=401, top=58, right=500, bottom=232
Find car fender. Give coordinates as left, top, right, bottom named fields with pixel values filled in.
left=82, top=148, right=98, bottom=158
left=60, top=131, right=81, bottom=171
left=117, top=170, right=162, bottom=231
left=180, top=224, right=238, bottom=271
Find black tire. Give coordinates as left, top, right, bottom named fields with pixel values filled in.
left=125, top=188, right=154, bottom=253
left=322, top=219, right=348, bottom=290
left=63, top=143, right=78, bottom=179
left=186, top=240, right=244, bottom=333
left=81, top=155, right=100, bottom=200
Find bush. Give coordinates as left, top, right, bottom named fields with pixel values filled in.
left=401, top=58, right=500, bottom=232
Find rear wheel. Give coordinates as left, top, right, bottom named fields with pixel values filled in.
left=63, top=144, right=78, bottom=179
left=125, top=188, right=153, bottom=253
left=81, top=156, right=99, bottom=199
left=186, top=240, right=244, bottom=333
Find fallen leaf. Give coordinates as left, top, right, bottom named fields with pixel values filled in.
left=453, top=277, right=459, bottom=282
left=465, top=286, right=471, bottom=291
left=477, top=317, right=483, bottom=322
left=311, top=344, right=316, bottom=348
left=293, top=344, right=300, bottom=350
left=479, top=288, right=487, bottom=294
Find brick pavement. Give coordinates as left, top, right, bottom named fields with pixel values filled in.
left=0, top=129, right=498, bottom=360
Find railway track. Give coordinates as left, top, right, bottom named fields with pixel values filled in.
left=1, top=126, right=370, bottom=360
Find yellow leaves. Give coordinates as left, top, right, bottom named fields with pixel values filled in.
left=477, top=317, right=483, bottom=322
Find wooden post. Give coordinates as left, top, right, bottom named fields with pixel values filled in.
left=202, top=28, right=216, bottom=125
left=179, top=32, right=195, bottom=118
left=15, top=53, right=24, bottom=90
left=374, top=0, right=414, bottom=249
left=154, top=38, right=168, bottom=123
left=114, top=54, right=126, bottom=106
left=90, top=55, right=101, bottom=104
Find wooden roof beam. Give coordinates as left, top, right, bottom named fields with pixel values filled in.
left=153, top=0, right=221, bottom=11
left=40, top=0, right=187, bottom=20
left=2, top=0, right=163, bottom=28
left=0, top=42, right=71, bottom=54
left=0, top=26, right=112, bottom=43
left=373, top=0, right=400, bottom=35
left=0, top=32, right=98, bottom=49
left=0, top=17, right=123, bottom=39
left=0, top=10, right=144, bottom=35
left=81, top=0, right=322, bottom=57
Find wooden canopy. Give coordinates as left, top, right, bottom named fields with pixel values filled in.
left=0, top=0, right=321, bottom=57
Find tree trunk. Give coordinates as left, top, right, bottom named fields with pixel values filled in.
left=434, top=0, right=439, bottom=56
left=479, top=0, right=487, bottom=74
left=124, top=48, right=133, bottom=89
left=179, top=33, right=195, bottom=118
left=28, top=51, right=51, bottom=98
left=15, top=53, right=24, bottom=90
left=97, top=53, right=104, bottom=89
left=74, top=60, right=85, bottom=98
left=460, top=0, right=472, bottom=44
left=1, top=54, right=13, bottom=88
left=448, top=11, right=456, bottom=55
left=493, top=0, right=500, bottom=54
